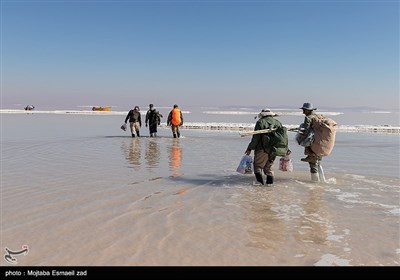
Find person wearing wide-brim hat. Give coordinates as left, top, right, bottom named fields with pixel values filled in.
left=245, top=108, right=289, bottom=186
left=297, top=102, right=321, bottom=181
left=256, top=108, right=279, bottom=119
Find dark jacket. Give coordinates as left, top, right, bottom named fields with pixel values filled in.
left=146, top=109, right=162, bottom=125
left=125, top=109, right=142, bottom=126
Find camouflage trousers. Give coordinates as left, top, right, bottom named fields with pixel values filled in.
left=304, top=147, right=322, bottom=173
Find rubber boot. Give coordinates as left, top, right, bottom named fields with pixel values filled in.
left=131, top=134, right=135, bottom=138
left=173, top=133, right=177, bottom=138
left=136, top=130, right=140, bottom=137
left=177, top=132, right=180, bottom=138
left=311, top=172, right=320, bottom=182
left=150, top=133, right=153, bottom=137
left=266, top=175, right=274, bottom=186
left=255, top=173, right=264, bottom=185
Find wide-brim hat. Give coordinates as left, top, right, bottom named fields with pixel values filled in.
left=300, top=102, right=317, bottom=110
left=258, top=108, right=277, bottom=118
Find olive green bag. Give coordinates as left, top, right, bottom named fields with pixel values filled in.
left=262, top=125, right=289, bottom=157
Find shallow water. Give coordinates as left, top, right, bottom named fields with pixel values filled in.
left=1, top=114, right=399, bottom=266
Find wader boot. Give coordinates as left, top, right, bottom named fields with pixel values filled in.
left=255, top=173, right=264, bottom=185
left=311, top=172, right=320, bottom=182
left=266, top=175, right=274, bottom=186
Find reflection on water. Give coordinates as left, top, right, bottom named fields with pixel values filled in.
left=127, top=139, right=141, bottom=170
left=145, top=139, right=160, bottom=168
left=295, top=187, right=328, bottom=245
left=168, top=139, right=183, bottom=177
left=122, top=138, right=182, bottom=174
left=245, top=189, right=286, bottom=251
left=122, top=138, right=161, bottom=170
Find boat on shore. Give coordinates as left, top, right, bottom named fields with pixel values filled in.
left=92, top=106, right=111, bottom=111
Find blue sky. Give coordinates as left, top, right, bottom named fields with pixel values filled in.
left=2, top=0, right=399, bottom=110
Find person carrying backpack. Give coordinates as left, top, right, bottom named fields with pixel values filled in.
left=245, top=108, right=289, bottom=186
left=296, top=102, right=336, bottom=182
left=145, top=104, right=162, bottom=137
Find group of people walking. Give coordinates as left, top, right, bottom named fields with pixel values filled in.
left=124, top=104, right=183, bottom=138
left=124, top=101, right=333, bottom=184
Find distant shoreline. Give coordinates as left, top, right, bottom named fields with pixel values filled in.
left=178, top=123, right=400, bottom=134
left=1, top=109, right=398, bottom=134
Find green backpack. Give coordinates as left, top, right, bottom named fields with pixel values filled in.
left=262, top=125, right=289, bottom=157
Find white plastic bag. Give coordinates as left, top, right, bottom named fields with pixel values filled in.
left=236, top=155, right=253, bottom=174
left=120, top=123, right=127, bottom=131
left=279, top=156, right=293, bottom=172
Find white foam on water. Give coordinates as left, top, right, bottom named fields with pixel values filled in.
left=314, top=254, right=351, bottom=266
left=386, top=208, right=400, bottom=216
left=326, top=188, right=341, bottom=193
left=202, top=110, right=344, bottom=116
left=325, top=177, right=337, bottom=184
left=326, top=229, right=345, bottom=242
left=336, top=192, right=361, bottom=203
left=271, top=204, right=305, bottom=221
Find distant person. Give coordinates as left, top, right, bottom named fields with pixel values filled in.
left=245, top=108, right=289, bottom=186
left=125, top=106, right=142, bottom=137
left=145, top=104, right=162, bottom=137
left=296, top=102, right=321, bottom=181
left=167, top=104, right=183, bottom=138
